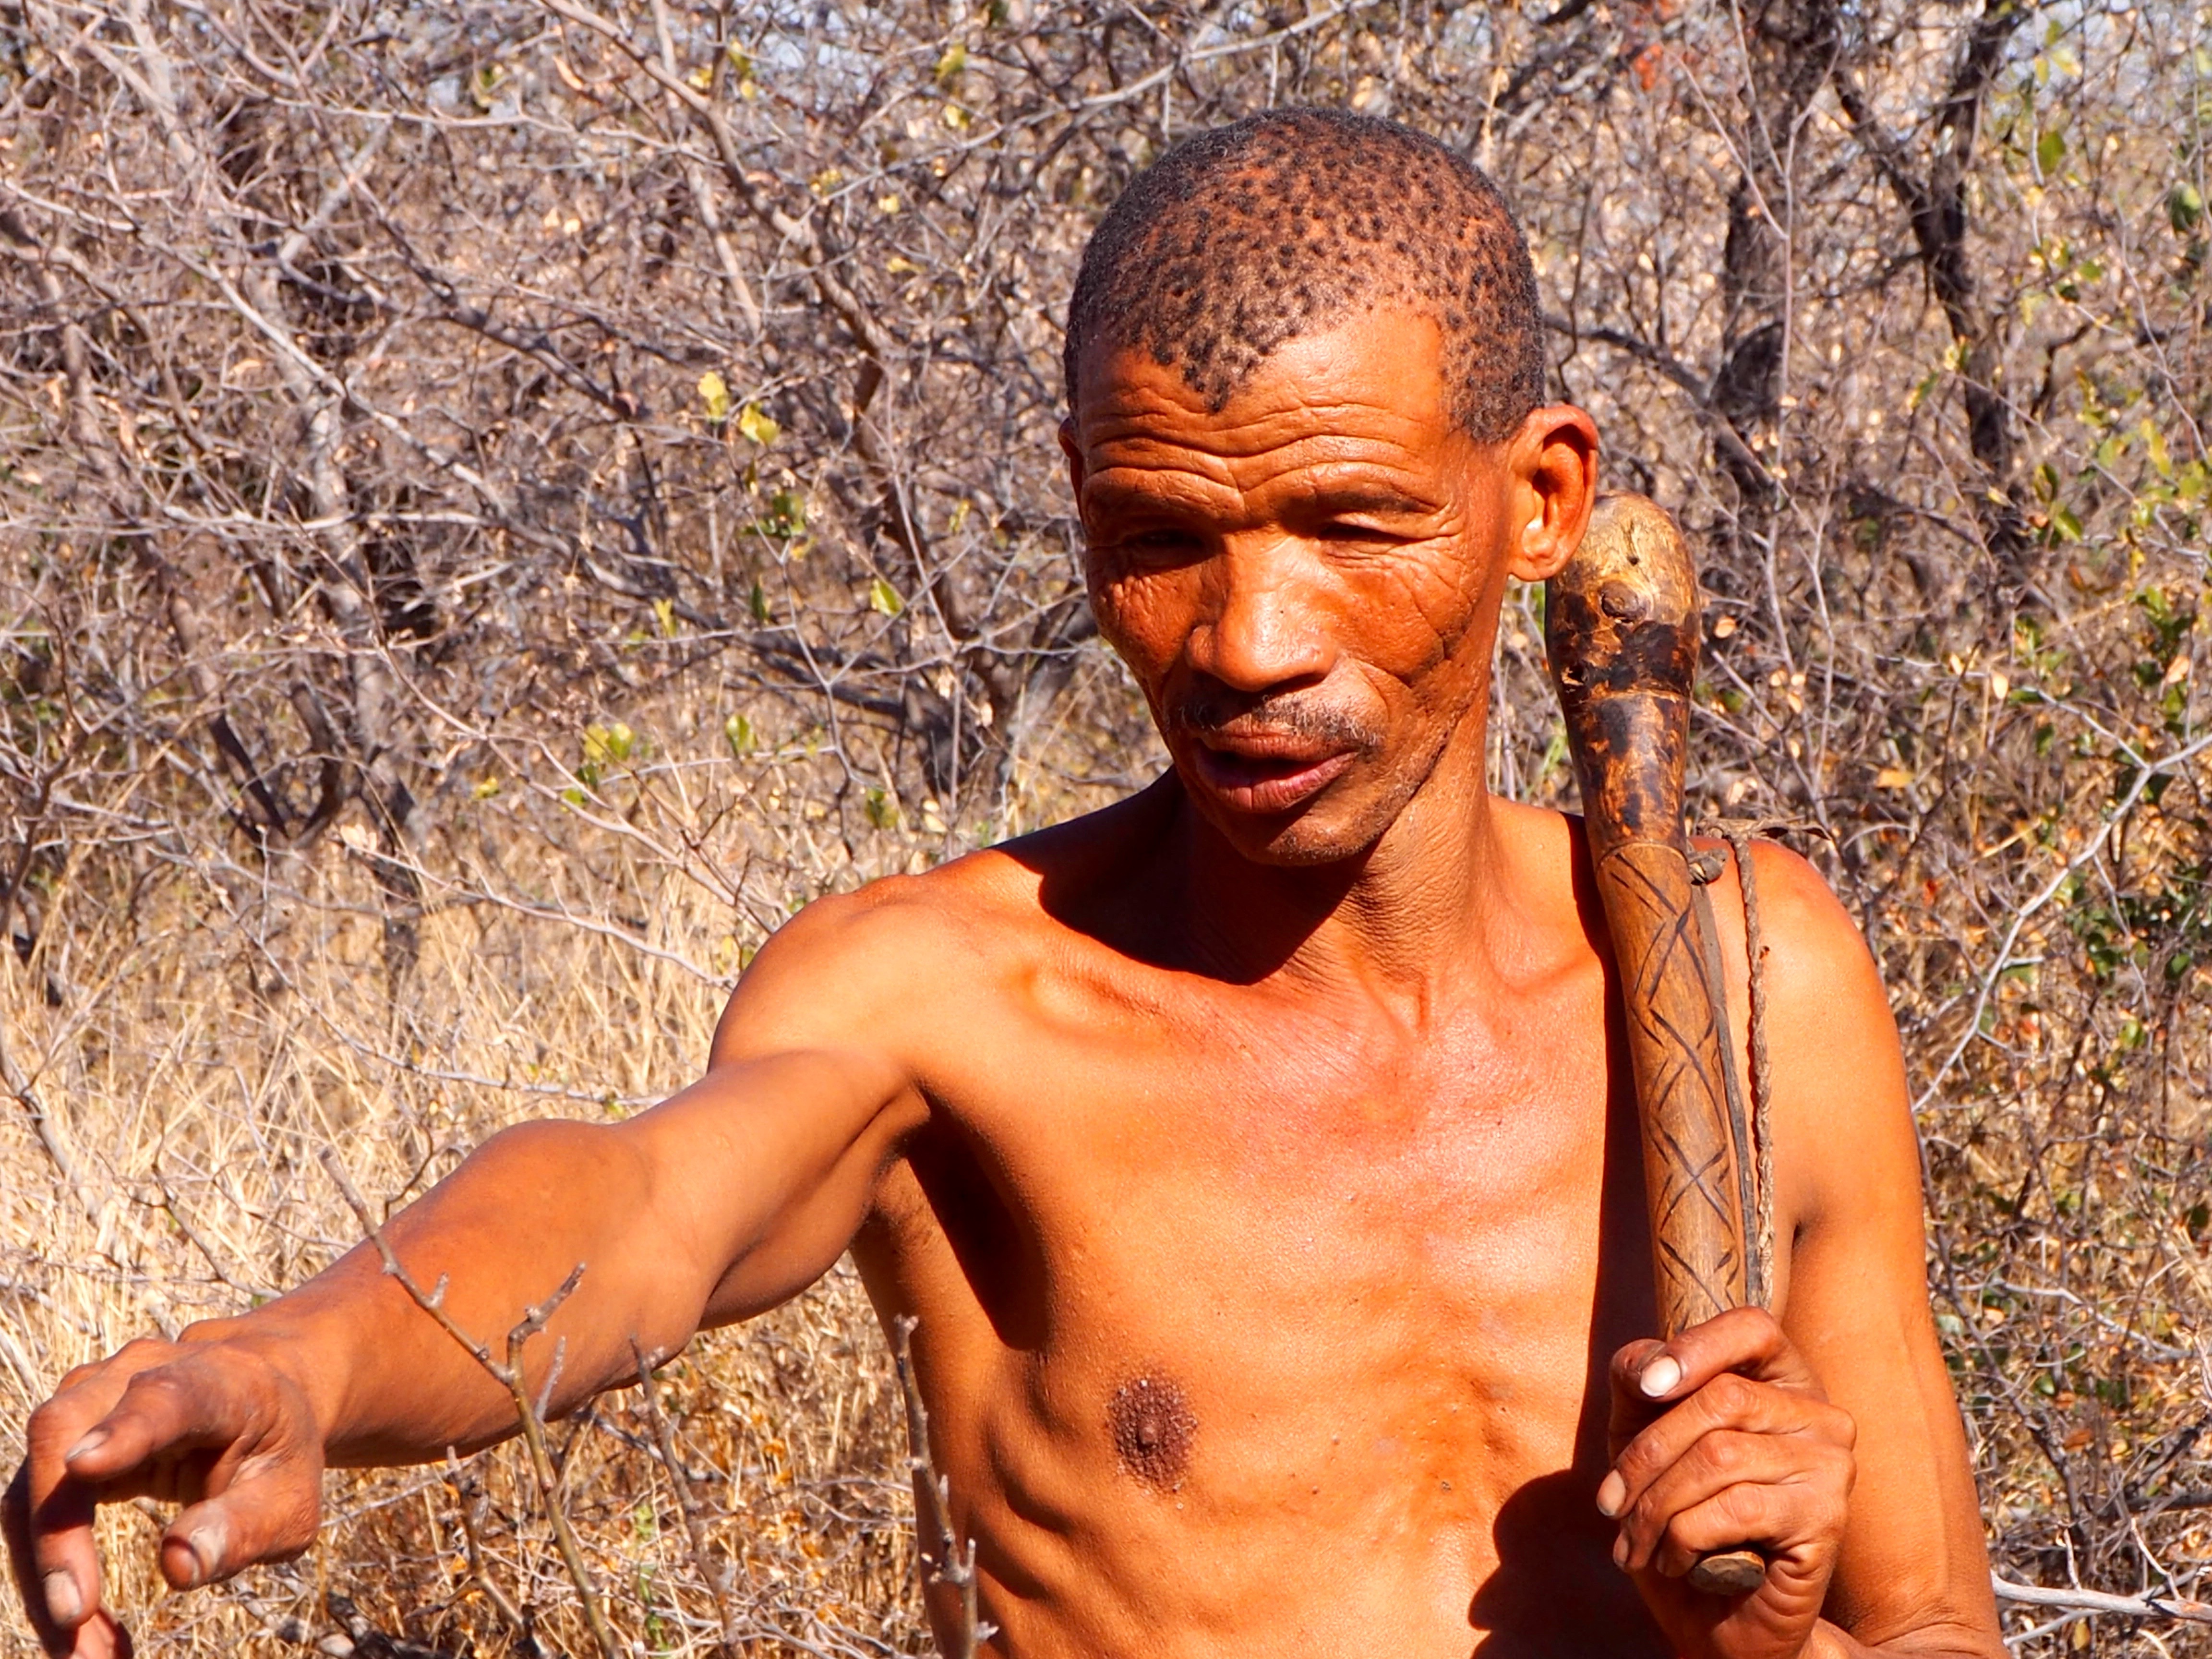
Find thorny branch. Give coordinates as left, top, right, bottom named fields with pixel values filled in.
left=894, top=1316, right=995, bottom=1659
left=320, top=1149, right=622, bottom=1659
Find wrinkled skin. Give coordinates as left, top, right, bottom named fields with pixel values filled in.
left=8, top=312, right=2004, bottom=1659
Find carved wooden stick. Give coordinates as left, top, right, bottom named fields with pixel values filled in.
left=1546, top=493, right=1767, bottom=1599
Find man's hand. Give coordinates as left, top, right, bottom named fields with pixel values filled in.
left=5, top=1022, right=926, bottom=1659
left=5, top=1335, right=326, bottom=1659
left=1600, top=1306, right=1858, bottom=1659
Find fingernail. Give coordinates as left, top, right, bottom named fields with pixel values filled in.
left=43, top=1570, right=83, bottom=1628
left=63, top=1428, right=109, bottom=1463
left=184, top=1520, right=226, bottom=1586
left=1595, top=1472, right=1625, bottom=1517
left=1612, top=1533, right=1630, bottom=1571
left=1639, top=1355, right=1682, bottom=1398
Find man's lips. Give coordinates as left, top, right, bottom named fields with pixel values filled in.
left=1184, top=737, right=1358, bottom=814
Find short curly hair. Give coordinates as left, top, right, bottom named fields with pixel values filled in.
left=1063, top=108, right=1548, bottom=443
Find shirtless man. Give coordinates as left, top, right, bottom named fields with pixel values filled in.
left=8, top=110, right=2003, bottom=1659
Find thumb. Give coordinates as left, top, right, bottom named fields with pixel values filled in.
left=1606, top=1336, right=1671, bottom=1453
left=159, top=1476, right=320, bottom=1590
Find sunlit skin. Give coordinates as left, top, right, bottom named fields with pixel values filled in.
left=7, top=310, right=2004, bottom=1659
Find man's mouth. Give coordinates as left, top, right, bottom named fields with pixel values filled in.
left=1185, top=735, right=1358, bottom=814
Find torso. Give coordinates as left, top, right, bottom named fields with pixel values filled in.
left=837, top=790, right=1729, bottom=1657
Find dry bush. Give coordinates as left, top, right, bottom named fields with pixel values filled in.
left=0, top=0, right=2206, bottom=1654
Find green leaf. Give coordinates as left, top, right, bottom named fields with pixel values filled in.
left=584, top=721, right=641, bottom=770
left=724, top=712, right=757, bottom=757
left=757, top=489, right=806, bottom=540
left=748, top=579, right=770, bottom=623
left=2171, top=182, right=2205, bottom=235
left=935, top=41, right=967, bottom=83
left=736, top=402, right=779, bottom=446
left=864, top=786, right=898, bottom=829
left=868, top=576, right=903, bottom=616
left=2036, top=128, right=2065, bottom=176
left=697, top=371, right=731, bottom=423
left=2141, top=419, right=2173, bottom=480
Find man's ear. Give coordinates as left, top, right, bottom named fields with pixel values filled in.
left=1058, top=415, right=1086, bottom=503
left=1504, top=405, right=1600, bottom=583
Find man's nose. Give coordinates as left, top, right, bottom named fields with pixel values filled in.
left=1185, top=537, right=1334, bottom=694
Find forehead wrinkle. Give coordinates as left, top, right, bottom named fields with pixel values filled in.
left=1090, top=435, right=1443, bottom=497
left=1078, top=314, right=1460, bottom=466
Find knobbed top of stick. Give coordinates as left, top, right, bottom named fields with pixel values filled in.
left=1545, top=493, right=1702, bottom=852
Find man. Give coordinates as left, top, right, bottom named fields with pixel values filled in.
left=8, top=110, right=2002, bottom=1659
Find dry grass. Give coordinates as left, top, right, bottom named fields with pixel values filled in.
left=0, top=697, right=967, bottom=1657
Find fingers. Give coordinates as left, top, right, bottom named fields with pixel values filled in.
left=13, top=1352, right=151, bottom=1655
left=1618, top=1307, right=1821, bottom=1406
left=1605, top=1336, right=1671, bottom=1455
left=8, top=1339, right=326, bottom=1655
left=1605, top=1307, right=1833, bottom=1466
left=1603, top=1365, right=1854, bottom=1519
left=1605, top=1427, right=1854, bottom=1575
left=6, top=1462, right=66, bottom=1656
left=157, top=1462, right=322, bottom=1591
left=59, top=1361, right=249, bottom=1490
left=9, top=1459, right=136, bottom=1659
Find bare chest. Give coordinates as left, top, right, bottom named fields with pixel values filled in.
left=854, top=991, right=1661, bottom=1653
left=866, top=986, right=1652, bottom=1472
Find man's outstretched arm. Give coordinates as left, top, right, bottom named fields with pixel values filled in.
left=5, top=891, right=934, bottom=1659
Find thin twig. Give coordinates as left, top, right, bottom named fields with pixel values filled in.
left=320, top=1149, right=621, bottom=1659
left=892, top=1315, right=994, bottom=1659
left=630, top=1340, right=742, bottom=1656
left=442, top=1452, right=539, bottom=1656
left=1992, top=1572, right=2212, bottom=1626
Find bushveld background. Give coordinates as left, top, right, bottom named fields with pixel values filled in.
left=0, top=0, right=2206, bottom=1652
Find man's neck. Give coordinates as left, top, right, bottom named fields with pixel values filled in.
left=1157, top=732, right=1548, bottom=1016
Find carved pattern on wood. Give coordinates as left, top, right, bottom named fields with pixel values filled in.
left=1545, top=493, right=1754, bottom=1337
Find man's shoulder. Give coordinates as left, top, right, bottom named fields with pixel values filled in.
left=737, top=850, right=1037, bottom=994
left=788, top=782, right=1164, bottom=953
left=1712, top=836, right=1883, bottom=1012
left=1694, top=836, right=1917, bottom=1239
left=711, top=789, right=1165, bottom=1058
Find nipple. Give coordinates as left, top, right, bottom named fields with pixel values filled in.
left=1109, top=1375, right=1197, bottom=1492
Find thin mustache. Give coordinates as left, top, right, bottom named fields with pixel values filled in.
left=1166, top=695, right=1381, bottom=753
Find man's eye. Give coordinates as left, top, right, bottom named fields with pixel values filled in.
left=1318, top=520, right=1405, bottom=547
left=1120, top=528, right=1202, bottom=557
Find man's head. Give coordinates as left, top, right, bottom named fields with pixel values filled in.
left=1064, top=108, right=1547, bottom=443
left=1061, top=110, right=1598, bottom=867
